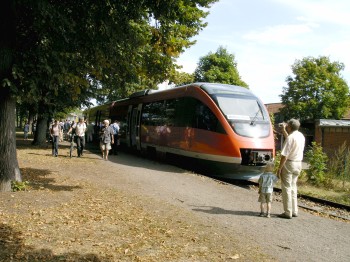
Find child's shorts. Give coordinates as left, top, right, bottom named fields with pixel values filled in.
left=258, top=193, right=273, bottom=203
left=100, top=142, right=111, bottom=151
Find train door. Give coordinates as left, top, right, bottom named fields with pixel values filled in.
left=130, top=104, right=142, bottom=150
left=126, top=106, right=132, bottom=147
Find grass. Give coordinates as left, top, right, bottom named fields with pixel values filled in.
left=297, top=175, right=350, bottom=206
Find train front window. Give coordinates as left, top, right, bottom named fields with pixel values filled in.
left=216, top=96, right=264, bottom=121
left=214, top=95, right=270, bottom=138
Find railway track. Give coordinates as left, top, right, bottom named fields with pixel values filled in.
left=215, top=178, right=350, bottom=222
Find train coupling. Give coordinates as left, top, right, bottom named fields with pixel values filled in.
left=240, top=149, right=273, bottom=166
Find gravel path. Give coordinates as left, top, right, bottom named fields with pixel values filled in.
left=85, top=149, right=350, bottom=262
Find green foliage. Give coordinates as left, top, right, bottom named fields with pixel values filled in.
left=194, top=46, right=248, bottom=87
left=273, top=151, right=281, bottom=174
left=11, top=181, right=29, bottom=192
left=280, top=56, right=350, bottom=121
left=6, top=0, right=218, bottom=114
left=327, top=142, right=350, bottom=189
left=305, top=142, right=328, bottom=185
left=168, top=70, right=194, bottom=86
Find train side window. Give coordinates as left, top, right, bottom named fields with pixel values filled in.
left=176, top=97, right=225, bottom=134
left=142, top=97, right=224, bottom=134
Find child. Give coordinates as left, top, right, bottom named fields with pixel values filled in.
left=258, top=161, right=278, bottom=218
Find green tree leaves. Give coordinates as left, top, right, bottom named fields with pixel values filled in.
left=281, top=56, right=350, bottom=120
left=194, top=46, right=248, bottom=87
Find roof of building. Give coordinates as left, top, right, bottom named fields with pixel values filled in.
left=265, top=103, right=284, bottom=114
left=318, top=119, right=350, bottom=127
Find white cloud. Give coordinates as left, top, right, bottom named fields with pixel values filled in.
left=274, top=0, right=350, bottom=26
left=243, top=23, right=317, bottom=45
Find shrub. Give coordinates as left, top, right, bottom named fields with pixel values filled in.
left=305, top=142, right=328, bottom=186
left=11, top=180, right=29, bottom=192
left=328, top=142, right=350, bottom=189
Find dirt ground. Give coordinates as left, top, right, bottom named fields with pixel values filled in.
left=1, top=140, right=269, bottom=261
left=1, top=139, right=350, bottom=261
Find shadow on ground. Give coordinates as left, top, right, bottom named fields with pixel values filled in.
left=0, top=223, right=105, bottom=262
left=191, top=205, right=259, bottom=217
left=20, top=168, right=82, bottom=192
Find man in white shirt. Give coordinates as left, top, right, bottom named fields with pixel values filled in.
left=74, top=117, right=86, bottom=157
left=277, top=119, right=305, bottom=219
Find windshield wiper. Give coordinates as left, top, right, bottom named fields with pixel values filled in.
left=250, top=108, right=261, bottom=126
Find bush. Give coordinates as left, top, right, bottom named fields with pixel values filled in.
left=11, top=180, right=29, bottom=192
left=305, top=142, right=328, bottom=186
left=327, top=142, right=350, bottom=189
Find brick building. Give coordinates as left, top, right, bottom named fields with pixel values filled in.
left=315, top=119, right=350, bottom=156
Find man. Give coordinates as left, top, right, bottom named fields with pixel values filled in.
left=68, top=117, right=86, bottom=157
left=277, top=119, right=305, bottom=219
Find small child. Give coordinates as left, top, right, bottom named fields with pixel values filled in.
left=258, top=161, right=278, bottom=218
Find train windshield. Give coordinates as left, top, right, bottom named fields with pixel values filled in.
left=214, top=95, right=270, bottom=138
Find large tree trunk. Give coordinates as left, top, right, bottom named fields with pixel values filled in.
left=0, top=0, right=20, bottom=191
left=0, top=90, right=22, bottom=191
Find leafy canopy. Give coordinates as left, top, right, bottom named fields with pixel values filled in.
left=7, top=0, right=218, bottom=110
left=280, top=56, right=350, bottom=120
left=194, top=46, right=248, bottom=87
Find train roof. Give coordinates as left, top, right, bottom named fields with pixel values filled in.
left=127, top=82, right=254, bottom=100
left=194, top=82, right=254, bottom=96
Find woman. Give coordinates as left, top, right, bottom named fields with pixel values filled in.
left=99, top=120, right=114, bottom=160
left=50, top=120, right=61, bottom=157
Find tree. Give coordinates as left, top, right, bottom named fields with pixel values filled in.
left=0, top=0, right=218, bottom=191
left=0, top=1, right=21, bottom=191
left=280, top=56, right=350, bottom=120
left=194, top=46, right=248, bottom=87
left=168, top=69, right=194, bottom=86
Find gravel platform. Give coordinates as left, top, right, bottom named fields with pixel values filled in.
left=94, top=151, right=350, bottom=262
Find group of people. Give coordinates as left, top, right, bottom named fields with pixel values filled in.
left=49, top=118, right=89, bottom=157
left=49, top=117, right=120, bottom=160
left=258, top=118, right=305, bottom=219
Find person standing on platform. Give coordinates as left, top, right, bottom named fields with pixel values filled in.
left=277, top=119, right=305, bottom=219
left=258, top=162, right=278, bottom=218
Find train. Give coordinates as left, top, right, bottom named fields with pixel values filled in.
left=85, top=82, right=275, bottom=180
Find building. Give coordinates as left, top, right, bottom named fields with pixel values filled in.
left=265, top=103, right=350, bottom=157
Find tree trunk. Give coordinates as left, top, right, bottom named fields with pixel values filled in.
left=0, top=90, right=22, bottom=191
left=32, top=115, right=49, bottom=146
left=0, top=0, right=20, bottom=191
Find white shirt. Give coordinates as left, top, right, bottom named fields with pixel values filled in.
left=75, top=122, right=86, bottom=136
left=281, top=130, right=305, bottom=161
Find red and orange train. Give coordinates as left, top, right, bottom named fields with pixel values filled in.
left=86, top=83, right=275, bottom=180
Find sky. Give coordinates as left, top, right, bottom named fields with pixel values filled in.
left=176, top=0, right=350, bottom=104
